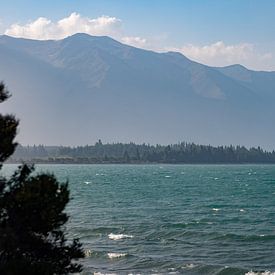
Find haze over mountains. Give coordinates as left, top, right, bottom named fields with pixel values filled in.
left=0, top=33, right=275, bottom=149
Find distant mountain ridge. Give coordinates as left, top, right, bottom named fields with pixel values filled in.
left=0, top=33, right=275, bottom=148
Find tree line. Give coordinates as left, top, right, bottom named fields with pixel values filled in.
left=11, top=140, right=275, bottom=164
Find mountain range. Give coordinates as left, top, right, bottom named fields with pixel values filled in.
left=0, top=33, right=275, bottom=148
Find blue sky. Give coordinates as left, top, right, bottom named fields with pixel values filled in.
left=1, top=0, right=275, bottom=70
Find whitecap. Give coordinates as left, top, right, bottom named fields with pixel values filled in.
left=240, top=209, right=245, bottom=212
left=84, top=181, right=91, bottom=184
left=108, top=233, right=133, bottom=240
left=214, top=177, right=219, bottom=180
left=212, top=208, right=220, bottom=211
left=245, top=271, right=275, bottom=275
left=165, top=175, right=171, bottom=178
left=182, top=263, right=197, bottom=269
left=107, top=252, right=127, bottom=259
left=84, top=249, right=92, bottom=257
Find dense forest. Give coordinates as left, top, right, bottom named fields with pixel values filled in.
left=8, top=140, right=275, bottom=164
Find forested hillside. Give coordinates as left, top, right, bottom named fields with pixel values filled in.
left=10, top=141, right=275, bottom=164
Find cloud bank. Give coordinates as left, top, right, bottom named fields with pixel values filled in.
left=167, top=41, right=273, bottom=71
left=181, top=41, right=253, bottom=64
left=4, top=13, right=274, bottom=70
left=5, top=13, right=151, bottom=50
left=121, top=36, right=147, bottom=48
left=5, top=13, right=122, bottom=40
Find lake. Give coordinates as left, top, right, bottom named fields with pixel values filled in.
left=2, top=164, right=275, bottom=275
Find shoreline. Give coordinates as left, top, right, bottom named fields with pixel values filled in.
left=6, top=161, right=275, bottom=165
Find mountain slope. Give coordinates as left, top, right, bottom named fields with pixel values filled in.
left=0, top=34, right=275, bottom=148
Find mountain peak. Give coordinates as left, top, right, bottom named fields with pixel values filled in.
left=67, top=33, right=93, bottom=39
left=1, top=35, right=275, bottom=148
left=223, top=64, right=249, bottom=71
left=65, top=32, right=120, bottom=43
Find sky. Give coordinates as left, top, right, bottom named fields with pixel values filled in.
left=1, top=0, right=275, bottom=70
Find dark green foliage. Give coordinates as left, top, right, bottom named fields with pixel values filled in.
left=123, top=150, right=130, bottom=163
left=0, top=82, right=10, bottom=103
left=0, top=83, right=84, bottom=274
left=0, top=83, right=18, bottom=166
left=11, top=141, right=275, bottom=164
left=0, top=165, right=83, bottom=274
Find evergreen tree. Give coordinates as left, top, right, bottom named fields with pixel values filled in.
left=123, top=150, right=130, bottom=163
left=135, top=147, right=141, bottom=161
left=0, top=83, right=18, bottom=167
left=0, top=82, right=84, bottom=274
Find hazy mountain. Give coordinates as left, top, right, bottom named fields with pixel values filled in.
left=0, top=33, right=275, bottom=148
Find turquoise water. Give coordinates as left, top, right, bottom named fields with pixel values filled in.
left=2, top=164, right=275, bottom=274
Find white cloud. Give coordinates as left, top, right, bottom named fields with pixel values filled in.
left=3, top=14, right=275, bottom=70
left=4, top=12, right=152, bottom=50
left=166, top=41, right=273, bottom=70
left=183, top=41, right=252, bottom=62
left=5, top=12, right=122, bottom=40
left=121, top=36, right=147, bottom=48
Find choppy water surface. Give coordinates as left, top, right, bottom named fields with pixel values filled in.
left=3, top=164, right=275, bottom=274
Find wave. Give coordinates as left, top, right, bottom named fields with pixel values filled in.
left=107, top=252, right=127, bottom=259
left=84, top=249, right=93, bottom=257
left=108, top=233, right=133, bottom=240
left=180, top=263, right=259, bottom=275
left=89, top=226, right=121, bottom=234
left=84, top=249, right=128, bottom=260
left=181, top=263, right=198, bottom=269
left=211, top=232, right=275, bottom=242
left=82, top=252, right=275, bottom=274
left=246, top=272, right=275, bottom=275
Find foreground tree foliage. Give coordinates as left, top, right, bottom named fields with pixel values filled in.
left=0, top=82, right=84, bottom=274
